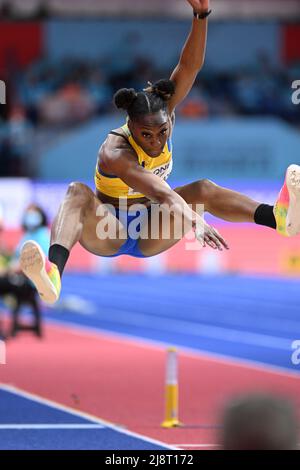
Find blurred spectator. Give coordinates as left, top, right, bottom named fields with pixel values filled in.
left=0, top=204, right=12, bottom=275
left=2, top=49, right=300, bottom=128
left=107, top=32, right=160, bottom=96
left=15, top=204, right=50, bottom=259
left=178, top=87, right=209, bottom=119
left=1, top=46, right=300, bottom=176
left=131, top=57, right=156, bottom=92
left=19, top=71, right=52, bottom=126
left=220, top=393, right=298, bottom=450
left=112, top=32, right=139, bottom=74
left=0, top=105, right=33, bottom=177
left=231, top=72, right=264, bottom=115
left=0, top=204, right=50, bottom=337
left=39, top=82, right=96, bottom=127
left=86, top=69, right=112, bottom=115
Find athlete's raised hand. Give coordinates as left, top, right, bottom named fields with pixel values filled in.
left=186, top=0, right=210, bottom=14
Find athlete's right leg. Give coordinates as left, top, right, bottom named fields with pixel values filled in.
left=20, top=182, right=126, bottom=304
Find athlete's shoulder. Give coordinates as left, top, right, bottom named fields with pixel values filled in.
left=99, top=128, right=128, bottom=157
left=98, top=127, right=137, bottom=172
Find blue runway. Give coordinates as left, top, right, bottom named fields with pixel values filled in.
left=0, top=386, right=172, bottom=450
left=48, top=273, right=300, bottom=373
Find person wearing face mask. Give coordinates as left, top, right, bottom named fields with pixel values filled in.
left=0, top=204, right=50, bottom=337
left=17, top=205, right=50, bottom=258
left=0, top=203, right=12, bottom=275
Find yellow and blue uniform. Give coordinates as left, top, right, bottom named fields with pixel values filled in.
left=94, top=123, right=173, bottom=258
left=95, top=123, right=173, bottom=199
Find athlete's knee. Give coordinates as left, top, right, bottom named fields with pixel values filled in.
left=196, top=178, right=216, bottom=202
left=66, top=182, right=94, bottom=208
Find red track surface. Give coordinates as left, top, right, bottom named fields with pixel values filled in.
left=1, top=323, right=299, bottom=449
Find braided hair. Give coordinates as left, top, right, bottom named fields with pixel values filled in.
left=113, top=79, right=175, bottom=120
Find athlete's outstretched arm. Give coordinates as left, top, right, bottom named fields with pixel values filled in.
left=168, top=0, right=210, bottom=114
left=105, top=148, right=228, bottom=250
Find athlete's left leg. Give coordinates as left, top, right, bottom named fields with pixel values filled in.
left=138, top=165, right=300, bottom=257
left=173, top=179, right=261, bottom=223
left=180, top=165, right=300, bottom=236
left=137, top=178, right=263, bottom=257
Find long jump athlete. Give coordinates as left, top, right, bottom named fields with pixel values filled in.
left=20, top=0, right=300, bottom=303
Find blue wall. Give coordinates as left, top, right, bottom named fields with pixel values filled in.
left=39, top=116, right=300, bottom=182
left=45, top=20, right=281, bottom=71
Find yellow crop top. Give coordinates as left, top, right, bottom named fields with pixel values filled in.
left=94, top=123, right=173, bottom=199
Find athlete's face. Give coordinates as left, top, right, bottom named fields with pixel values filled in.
left=129, top=111, right=170, bottom=157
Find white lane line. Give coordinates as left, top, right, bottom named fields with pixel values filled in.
left=0, top=424, right=104, bottom=430
left=0, top=384, right=177, bottom=450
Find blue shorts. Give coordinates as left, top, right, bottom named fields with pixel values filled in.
left=101, top=206, right=151, bottom=258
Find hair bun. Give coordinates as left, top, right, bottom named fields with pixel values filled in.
left=152, top=79, right=175, bottom=101
left=113, top=88, right=137, bottom=110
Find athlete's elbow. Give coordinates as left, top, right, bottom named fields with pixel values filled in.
left=154, top=189, right=178, bottom=206
left=180, top=57, right=204, bottom=73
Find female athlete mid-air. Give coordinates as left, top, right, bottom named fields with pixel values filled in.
left=20, top=0, right=300, bottom=303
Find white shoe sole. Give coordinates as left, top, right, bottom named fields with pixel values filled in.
left=20, top=240, right=58, bottom=304
left=286, top=164, right=300, bottom=237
